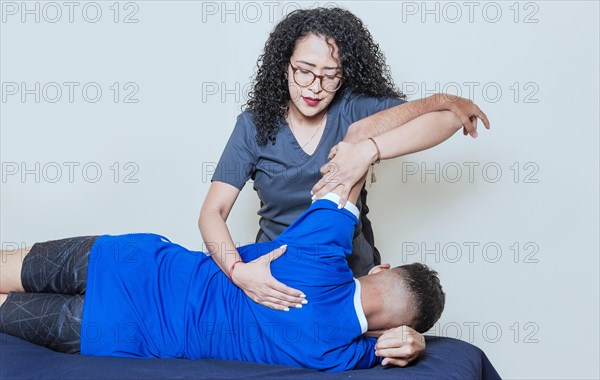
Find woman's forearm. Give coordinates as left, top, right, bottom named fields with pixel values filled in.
left=310, top=111, right=464, bottom=201
left=345, top=94, right=485, bottom=144
left=344, top=98, right=436, bottom=143
left=198, top=207, right=242, bottom=276
left=362, top=110, right=463, bottom=160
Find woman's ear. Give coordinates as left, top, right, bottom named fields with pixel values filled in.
left=367, top=263, right=391, bottom=275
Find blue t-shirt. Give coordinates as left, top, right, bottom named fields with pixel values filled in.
left=212, top=90, right=406, bottom=241
left=80, top=198, right=381, bottom=372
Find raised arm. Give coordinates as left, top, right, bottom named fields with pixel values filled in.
left=344, top=94, right=490, bottom=144
left=199, top=181, right=306, bottom=311
left=312, top=104, right=489, bottom=205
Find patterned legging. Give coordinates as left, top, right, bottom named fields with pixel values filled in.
left=0, top=235, right=99, bottom=354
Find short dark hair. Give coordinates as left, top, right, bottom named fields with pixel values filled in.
left=396, top=263, right=445, bottom=333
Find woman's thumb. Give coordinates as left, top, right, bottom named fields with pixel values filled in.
left=270, top=244, right=287, bottom=261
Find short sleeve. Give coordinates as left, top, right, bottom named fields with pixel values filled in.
left=338, top=90, right=406, bottom=125
left=211, top=111, right=258, bottom=190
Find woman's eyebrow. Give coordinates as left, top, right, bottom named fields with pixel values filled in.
left=295, top=60, right=341, bottom=70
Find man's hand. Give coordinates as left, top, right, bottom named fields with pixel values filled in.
left=231, top=245, right=307, bottom=311
left=375, top=325, right=426, bottom=367
left=310, top=140, right=376, bottom=207
left=427, top=94, right=490, bottom=138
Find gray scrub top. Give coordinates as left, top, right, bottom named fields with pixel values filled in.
left=212, top=90, right=405, bottom=275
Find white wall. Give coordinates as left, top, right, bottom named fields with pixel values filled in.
left=1, top=1, right=598, bottom=378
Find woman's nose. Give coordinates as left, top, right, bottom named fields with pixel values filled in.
left=309, top=78, right=323, bottom=94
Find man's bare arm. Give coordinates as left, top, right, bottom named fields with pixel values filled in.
left=344, top=94, right=490, bottom=144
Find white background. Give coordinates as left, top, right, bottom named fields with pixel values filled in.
left=1, top=1, right=598, bottom=378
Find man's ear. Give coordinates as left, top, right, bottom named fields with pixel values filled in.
left=368, top=263, right=391, bottom=275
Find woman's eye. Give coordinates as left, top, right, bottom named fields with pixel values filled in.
left=299, top=69, right=311, bottom=74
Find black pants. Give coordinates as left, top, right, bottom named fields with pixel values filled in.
left=0, top=235, right=99, bottom=354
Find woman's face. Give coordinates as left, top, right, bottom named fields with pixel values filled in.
left=287, top=33, right=342, bottom=119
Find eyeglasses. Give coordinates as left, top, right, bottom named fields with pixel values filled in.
left=289, top=62, right=343, bottom=92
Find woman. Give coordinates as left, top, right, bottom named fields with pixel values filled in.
left=199, top=8, right=487, bottom=364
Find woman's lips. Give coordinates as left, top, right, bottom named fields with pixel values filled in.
left=302, top=96, right=321, bottom=106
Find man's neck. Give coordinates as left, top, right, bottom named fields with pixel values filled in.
left=357, top=277, right=386, bottom=337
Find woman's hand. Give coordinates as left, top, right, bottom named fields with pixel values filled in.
left=230, top=245, right=307, bottom=311
left=311, top=140, right=376, bottom=207
left=375, top=325, right=426, bottom=367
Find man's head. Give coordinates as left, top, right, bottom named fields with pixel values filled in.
left=359, top=263, right=445, bottom=334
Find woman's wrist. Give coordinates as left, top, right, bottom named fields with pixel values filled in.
left=358, top=138, right=380, bottom=165
left=228, top=260, right=244, bottom=283
left=368, top=137, right=381, bottom=164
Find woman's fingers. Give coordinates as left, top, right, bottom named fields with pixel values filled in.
left=269, top=280, right=306, bottom=304
left=245, top=285, right=304, bottom=310
left=266, top=245, right=288, bottom=261
left=260, top=247, right=307, bottom=305
left=252, top=287, right=306, bottom=310
left=461, top=115, right=477, bottom=138
left=312, top=180, right=339, bottom=200
left=337, top=185, right=350, bottom=209
left=471, top=115, right=478, bottom=130
left=261, top=301, right=291, bottom=311
left=270, top=279, right=305, bottom=298
left=319, top=161, right=337, bottom=176
left=312, top=166, right=338, bottom=195
left=311, top=178, right=326, bottom=195
left=328, top=145, right=339, bottom=159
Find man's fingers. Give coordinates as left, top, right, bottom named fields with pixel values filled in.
left=478, top=108, right=491, bottom=130
left=376, top=346, right=419, bottom=360
left=376, top=325, right=415, bottom=344
left=376, top=338, right=411, bottom=350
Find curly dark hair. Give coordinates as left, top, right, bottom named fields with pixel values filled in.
left=396, top=263, right=446, bottom=333
left=246, top=7, right=405, bottom=146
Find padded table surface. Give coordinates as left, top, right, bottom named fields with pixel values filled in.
left=0, top=333, right=500, bottom=379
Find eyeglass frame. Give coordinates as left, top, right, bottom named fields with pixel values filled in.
left=288, top=61, right=343, bottom=92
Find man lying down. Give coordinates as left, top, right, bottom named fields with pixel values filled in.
left=0, top=175, right=445, bottom=372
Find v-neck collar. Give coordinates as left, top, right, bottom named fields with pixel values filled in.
left=283, top=101, right=338, bottom=162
